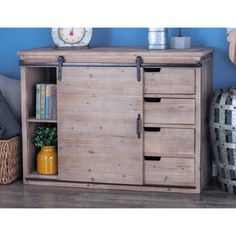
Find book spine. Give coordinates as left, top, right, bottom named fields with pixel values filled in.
left=49, top=85, right=54, bottom=119
left=35, top=84, right=41, bottom=119
left=40, top=84, right=46, bottom=119
left=45, top=84, right=51, bottom=119
left=52, top=85, right=57, bottom=120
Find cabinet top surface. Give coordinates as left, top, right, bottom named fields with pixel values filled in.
left=18, top=46, right=213, bottom=58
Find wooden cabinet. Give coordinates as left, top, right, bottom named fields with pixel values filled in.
left=18, top=47, right=213, bottom=193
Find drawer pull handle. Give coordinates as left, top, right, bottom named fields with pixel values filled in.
left=57, top=56, right=64, bottom=81
left=144, top=68, right=161, bottom=73
left=136, top=114, right=141, bottom=139
left=144, top=98, right=161, bottom=103
left=145, top=156, right=162, bottom=161
left=136, top=56, right=142, bottom=82
left=144, top=127, right=161, bottom=132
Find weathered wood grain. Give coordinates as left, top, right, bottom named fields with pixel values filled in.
left=144, top=68, right=195, bottom=94
left=144, top=157, right=195, bottom=186
left=144, top=98, right=195, bottom=125
left=200, top=59, right=213, bottom=191
left=57, top=67, right=143, bottom=185
left=144, top=128, right=195, bottom=157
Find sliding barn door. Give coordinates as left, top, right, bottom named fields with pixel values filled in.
left=57, top=67, right=143, bottom=185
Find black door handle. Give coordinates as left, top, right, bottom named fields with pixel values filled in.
left=57, top=56, right=64, bottom=81
left=136, top=114, right=141, bottom=139
left=136, top=56, right=142, bottom=82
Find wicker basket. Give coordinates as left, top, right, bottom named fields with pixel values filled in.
left=210, top=89, right=236, bottom=193
left=0, top=136, right=22, bottom=184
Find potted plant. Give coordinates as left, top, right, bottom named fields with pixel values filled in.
left=33, top=126, right=57, bottom=175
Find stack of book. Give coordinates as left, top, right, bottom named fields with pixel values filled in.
left=35, top=83, right=57, bottom=119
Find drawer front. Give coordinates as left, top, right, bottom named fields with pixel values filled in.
left=144, top=157, right=195, bottom=186
left=144, top=128, right=195, bottom=157
left=144, top=98, right=195, bottom=125
left=144, top=67, right=195, bottom=94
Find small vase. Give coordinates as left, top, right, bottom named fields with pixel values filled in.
left=37, top=146, right=57, bottom=175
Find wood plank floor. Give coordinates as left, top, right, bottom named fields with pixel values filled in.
left=0, top=179, right=235, bottom=208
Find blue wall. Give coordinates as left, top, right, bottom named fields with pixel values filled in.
left=0, top=28, right=236, bottom=91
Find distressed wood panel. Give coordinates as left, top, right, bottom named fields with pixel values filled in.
left=200, top=59, right=213, bottom=190
left=144, top=98, right=195, bottom=125
left=144, top=128, right=195, bottom=157
left=144, top=157, right=195, bottom=186
left=144, top=68, right=195, bottom=94
left=59, top=96, right=141, bottom=112
left=60, top=67, right=140, bottom=97
left=18, top=46, right=213, bottom=60
left=57, top=67, right=143, bottom=185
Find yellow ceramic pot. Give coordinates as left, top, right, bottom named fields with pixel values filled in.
left=37, top=146, right=57, bottom=175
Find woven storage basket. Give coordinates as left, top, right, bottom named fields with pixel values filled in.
left=0, top=136, right=21, bottom=184
left=210, top=88, right=236, bottom=193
